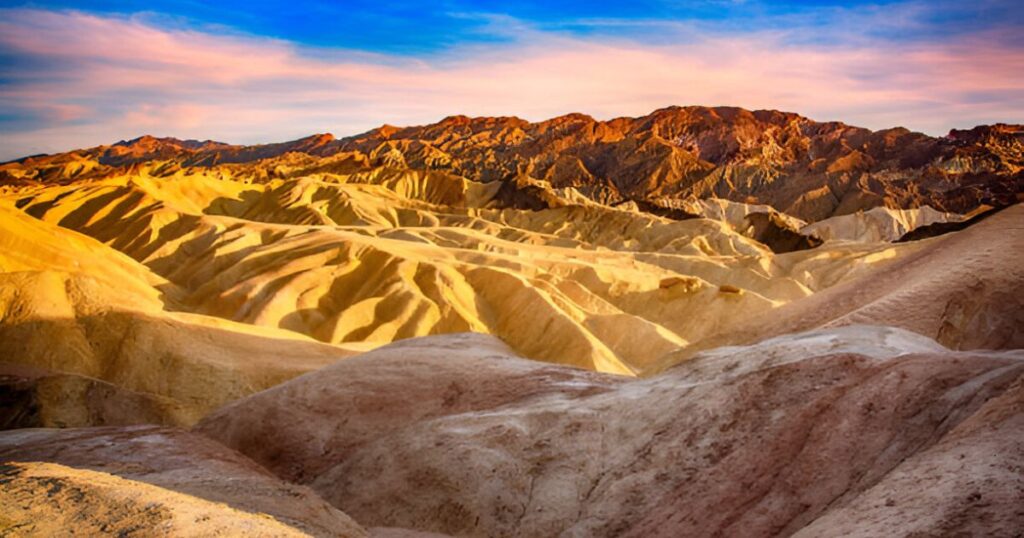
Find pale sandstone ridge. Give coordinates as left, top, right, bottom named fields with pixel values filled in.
left=800, top=205, right=973, bottom=243
left=197, top=328, right=1024, bottom=537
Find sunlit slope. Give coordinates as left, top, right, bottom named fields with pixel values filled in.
left=4, top=171, right=923, bottom=374
left=0, top=203, right=366, bottom=426
left=652, top=204, right=1024, bottom=371
left=801, top=205, right=974, bottom=242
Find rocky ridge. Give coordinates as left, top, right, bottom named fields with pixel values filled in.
left=4, top=107, right=1021, bottom=222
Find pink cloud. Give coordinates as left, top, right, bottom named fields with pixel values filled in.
left=1, top=8, right=1021, bottom=160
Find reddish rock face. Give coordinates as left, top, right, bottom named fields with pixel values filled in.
left=4, top=106, right=1020, bottom=221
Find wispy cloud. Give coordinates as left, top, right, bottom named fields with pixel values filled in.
left=1, top=7, right=1022, bottom=160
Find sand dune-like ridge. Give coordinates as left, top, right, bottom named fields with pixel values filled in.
left=3, top=171, right=948, bottom=381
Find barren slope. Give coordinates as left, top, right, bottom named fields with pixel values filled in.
left=197, top=328, right=1024, bottom=537
left=652, top=204, right=1024, bottom=371
left=0, top=426, right=366, bottom=537
left=0, top=203, right=368, bottom=425
left=0, top=108, right=1021, bottom=537
left=2, top=172, right=936, bottom=376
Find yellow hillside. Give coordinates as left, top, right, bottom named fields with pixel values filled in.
left=2, top=170, right=925, bottom=381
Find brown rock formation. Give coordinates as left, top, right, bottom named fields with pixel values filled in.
left=4, top=107, right=1021, bottom=222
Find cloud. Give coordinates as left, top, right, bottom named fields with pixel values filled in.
left=0, top=7, right=1022, bottom=160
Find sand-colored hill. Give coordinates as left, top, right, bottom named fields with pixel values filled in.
left=651, top=204, right=1024, bottom=371
left=0, top=426, right=367, bottom=537
left=196, top=328, right=1024, bottom=537
left=0, top=202, right=369, bottom=426
left=2, top=171, right=940, bottom=376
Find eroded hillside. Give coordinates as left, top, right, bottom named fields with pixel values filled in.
left=1, top=107, right=1022, bottom=537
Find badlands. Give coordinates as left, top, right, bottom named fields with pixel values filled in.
left=0, top=107, right=1022, bottom=536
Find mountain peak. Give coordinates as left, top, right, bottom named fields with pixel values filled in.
left=296, top=133, right=335, bottom=146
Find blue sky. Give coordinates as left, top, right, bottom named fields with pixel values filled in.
left=0, top=0, right=1022, bottom=159
left=8, top=0, right=1021, bottom=53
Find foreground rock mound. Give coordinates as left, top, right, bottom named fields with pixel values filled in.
left=196, top=334, right=622, bottom=484
left=198, top=328, right=1024, bottom=537
left=0, top=426, right=367, bottom=537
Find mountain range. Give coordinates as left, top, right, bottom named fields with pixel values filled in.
left=5, top=106, right=1022, bottom=222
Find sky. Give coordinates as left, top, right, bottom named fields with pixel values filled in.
left=1, top=0, right=1022, bottom=160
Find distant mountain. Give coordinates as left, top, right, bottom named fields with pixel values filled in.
left=3, top=106, right=1021, bottom=221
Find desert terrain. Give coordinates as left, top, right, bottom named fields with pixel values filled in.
left=1, top=106, right=1022, bottom=536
